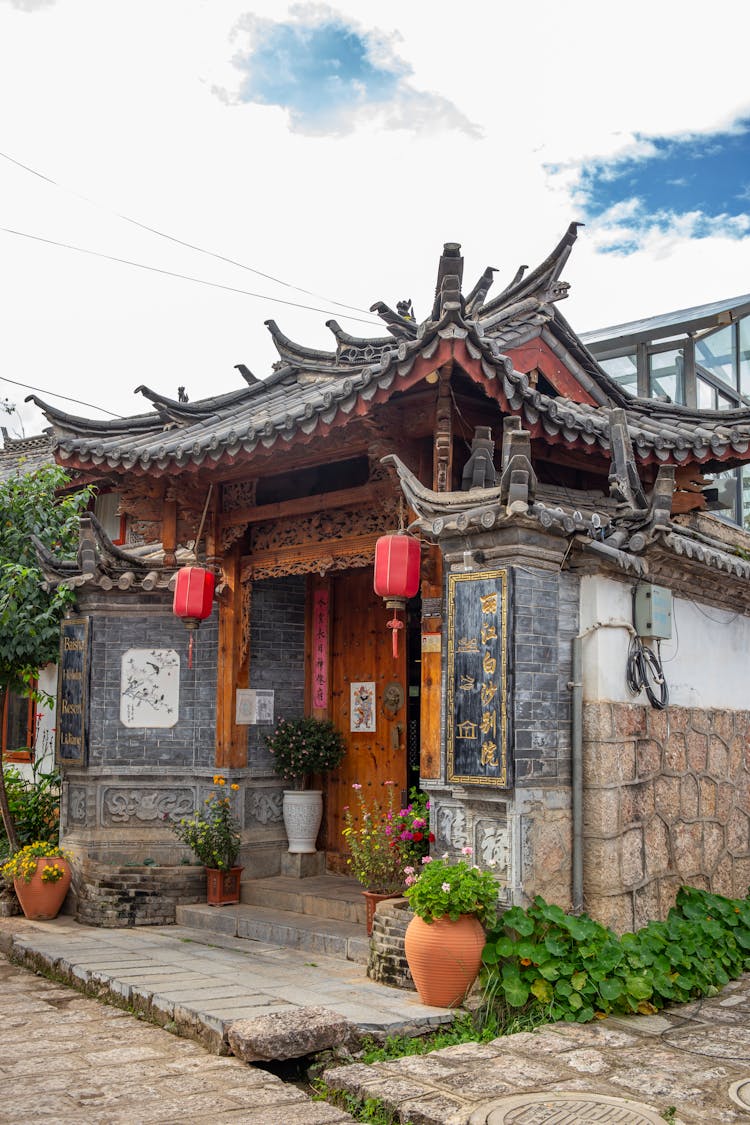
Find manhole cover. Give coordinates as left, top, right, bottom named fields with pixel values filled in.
left=467, top=1091, right=666, bottom=1124
left=729, top=1078, right=750, bottom=1109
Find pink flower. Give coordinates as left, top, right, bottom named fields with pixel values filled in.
left=384, top=827, right=392, bottom=836
left=404, top=866, right=415, bottom=876
left=421, top=856, right=432, bottom=865
left=461, top=846, right=473, bottom=856
left=425, top=801, right=430, bottom=810
left=441, top=882, right=451, bottom=893
left=384, top=779, right=396, bottom=787
left=405, top=875, right=416, bottom=886
left=352, top=783, right=362, bottom=790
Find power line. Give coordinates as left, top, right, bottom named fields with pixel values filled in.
left=0, top=226, right=382, bottom=326
left=0, top=148, right=377, bottom=320
left=0, top=374, right=123, bottom=417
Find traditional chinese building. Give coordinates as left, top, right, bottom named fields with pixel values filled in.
left=33, top=227, right=750, bottom=932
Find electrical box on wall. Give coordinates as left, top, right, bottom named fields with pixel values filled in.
left=633, top=583, right=673, bottom=640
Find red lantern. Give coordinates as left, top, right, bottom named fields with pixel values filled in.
left=373, top=533, right=421, bottom=658
left=173, top=566, right=215, bottom=667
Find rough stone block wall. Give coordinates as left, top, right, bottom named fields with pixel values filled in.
left=368, top=899, right=413, bottom=990
left=583, top=701, right=750, bottom=932
left=88, top=604, right=218, bottom=769
left=512, top=569, right=578, bottom=785
left=74, top=859, right=205, bottom=927
left=247, top=575, right=306, bottom=770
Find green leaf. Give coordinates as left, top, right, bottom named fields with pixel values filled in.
left=599, top=978, right=624, bottom=1001
left=537, top=962, right=561, bottom=981
left=571, top=971, right=587, bottom=992
left=625, top=976, right=653, bottom=1000
left=502, top=977, right=530, bottom=1007
left=530, top=978, right=553, bottom=1003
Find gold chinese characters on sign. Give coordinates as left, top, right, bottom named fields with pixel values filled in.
left=447, top=570, right=509, bottom=786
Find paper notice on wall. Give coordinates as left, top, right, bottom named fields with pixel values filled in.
left=236, top=688, right=275, bottom=725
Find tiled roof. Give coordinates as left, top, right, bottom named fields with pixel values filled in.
left=27, top=227, right=750, bottom=475
left=0, top=432, right=54, bottom=482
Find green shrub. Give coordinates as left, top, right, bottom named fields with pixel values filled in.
left=480, top=887, right=750, bottom=1025
left=1, top=760, right=60, bottom=850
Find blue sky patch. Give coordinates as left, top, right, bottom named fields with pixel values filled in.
left=231, top=7, right=479, bottom=136
left=563, top=122, right=750, bottom=250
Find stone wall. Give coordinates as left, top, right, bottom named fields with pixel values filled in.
left=74, top=859, right=205, bottom=927
left=583, top=701, right=750, bottom=932
left=247, top=575, right=306, bottom=769
left=368, top=899, right=413, bottom=990
left=87, top=600, right=218, bottom=769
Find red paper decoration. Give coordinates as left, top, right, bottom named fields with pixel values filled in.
left=173, top=567, right=215, bottom=667
left=373, top=534, right=421, bottom=658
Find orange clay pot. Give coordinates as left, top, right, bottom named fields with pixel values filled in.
left=14, top=857, right=72, bottom=921
left=404, top=913, right=485, bottom=1007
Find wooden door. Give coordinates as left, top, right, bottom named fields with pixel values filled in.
left=325, top=568, right=407, bottom=866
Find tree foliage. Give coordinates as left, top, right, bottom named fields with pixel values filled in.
left=0, top=462, right=91, bottom=849
left=0, top=463, right=90, bottom=692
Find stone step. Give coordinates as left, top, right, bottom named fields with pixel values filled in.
left=175, top=900, right=372, bottom=964
left=240, top=874, right=368, bottom=927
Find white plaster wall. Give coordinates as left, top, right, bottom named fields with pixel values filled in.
left=34, top=663, right=58, bottom=770
left=580, top=575, right=750, bottom=710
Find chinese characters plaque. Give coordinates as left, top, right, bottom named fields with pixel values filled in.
left=56, top=616, right=90, bottom=766
left=447, top=569, right=510, bottom=787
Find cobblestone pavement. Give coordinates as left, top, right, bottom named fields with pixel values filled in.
left=324, top=973, right=750, bottom=1124
left=0, top=957, right=352, bottom=1124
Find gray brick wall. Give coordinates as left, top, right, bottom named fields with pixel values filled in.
left=87, top=607, right=218, bottom=769
left=511, top=568, right=578, bottom=785
left=247, top=575, right=306, bottom=770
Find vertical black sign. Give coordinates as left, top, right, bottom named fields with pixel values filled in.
left=447, top=569, right=510, bottom=787
left=56, top=616, right=90, bottom=766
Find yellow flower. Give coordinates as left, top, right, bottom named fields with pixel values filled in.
left=217, top=777, right=226, bottom=786
left=213, top=775, right=221, bottom=784
left=230, top=783, right=239, bottom=791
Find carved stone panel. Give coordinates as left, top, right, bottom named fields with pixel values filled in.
left=246, top=788, right=283, bottom=827
left=68, top=786, right=88, bottom=824
left=102, top=787, right=194, bottom=825
left=475, top=818, right=510, bottom=876
left=434, top=802, right=469, bottom=853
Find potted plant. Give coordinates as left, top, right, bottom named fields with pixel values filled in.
left=403, top=847, right=499, bottom=1007
left=169, top=775, right=243, bottom=905
left=2, top=840, right=72, bottom=920
left=342, top=782, right=433, bottom=933
left=265, top=717, right=346, bottom=853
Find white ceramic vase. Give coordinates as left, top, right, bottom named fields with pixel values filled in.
left=282, top=790, right=323, bottom=853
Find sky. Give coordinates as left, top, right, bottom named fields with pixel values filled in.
left=1, top=0, right=749, bottom=437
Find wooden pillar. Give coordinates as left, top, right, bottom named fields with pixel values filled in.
left=161, top=489, right=177, bottom=568
left=419, top=546, right=443, bottom=779
left=216, top=543, right=245, bottom=769
left=433, top=363, right=453, bottom=492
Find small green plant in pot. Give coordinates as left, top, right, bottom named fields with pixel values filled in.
left=265, top=717, right=346, bottom=854
left=169, top=775, right=243, bottom=903
left=403, top=849, right=499, bottom=1007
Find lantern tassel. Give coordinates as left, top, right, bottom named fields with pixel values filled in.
left=188, top=633, right=194, bottom=670
left=386, top=611, right=404, bottom=659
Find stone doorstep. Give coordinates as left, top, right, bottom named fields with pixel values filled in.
left=176, top=902, right=371, bottom=965
left=241, top=875, right=368, bottom=927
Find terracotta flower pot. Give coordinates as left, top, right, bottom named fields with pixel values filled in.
left=404, top=913, right=486, bottom=1007
left=13, top=857, right=72, bottom=921
left=206, top=866, right=243, bottom=906
left=362, top=890, right=402, bottom=936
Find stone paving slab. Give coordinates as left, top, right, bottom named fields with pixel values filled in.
left=0, top=914, right=452, bottom=1055
left=0, top=956, right=353, bottom=1124
left=323, top=974, right=750, bottom=1124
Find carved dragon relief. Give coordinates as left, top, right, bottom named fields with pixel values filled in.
left=240, top=577, right=252, bottom=667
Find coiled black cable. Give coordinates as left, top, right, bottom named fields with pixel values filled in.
left=626, top=634, right=669, bottom=710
